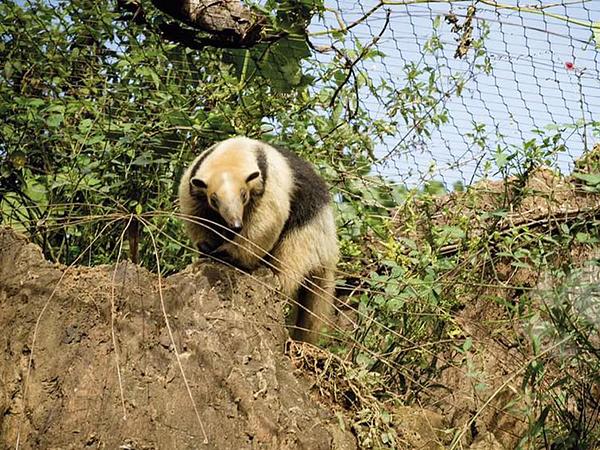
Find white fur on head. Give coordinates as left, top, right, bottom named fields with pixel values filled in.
left=189, top=143, right=263, bottom=230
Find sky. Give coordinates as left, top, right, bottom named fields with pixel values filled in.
left=309, top=0, right=600, bottom=187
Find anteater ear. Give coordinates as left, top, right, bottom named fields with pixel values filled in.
left=245, top=171, right=261, bottom=183
left=190, top=177, right=207, bottom=189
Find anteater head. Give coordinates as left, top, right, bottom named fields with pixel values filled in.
left=189, top=146, right=264, bottom=233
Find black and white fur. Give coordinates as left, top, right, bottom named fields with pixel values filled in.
left=178, top=137, right=338, bottom=343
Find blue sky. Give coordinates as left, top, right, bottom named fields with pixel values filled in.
left=309, top=0, right=600, bottom=187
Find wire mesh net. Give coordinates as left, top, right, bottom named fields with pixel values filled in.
left=308, top=0, right=599, bottom=186
left=3, top=1, right=597, bottom=187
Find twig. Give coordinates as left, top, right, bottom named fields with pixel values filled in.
left=312, top=1, right=386, bottom=37
left=328, top=8, right=391, bottom=109
left=438, top=204, right=600, bottom=256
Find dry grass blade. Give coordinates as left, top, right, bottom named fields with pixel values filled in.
left=109, top=214, right=134, bottom=420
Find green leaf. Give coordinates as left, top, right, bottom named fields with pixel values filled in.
left=45, top=104, right=65, bottom=114
left=511, top=261, right=531, bottom=269
left=131, top=155, right=152, bottom=166
left=593, top=22, right=600, bottom=48
left=26, top=98, right=45, bottom=108
left=462, top=337, right=473, bottom=352
left=79, top=119, right=93, bottom=133
left=576, top=232, right=598, bottom=244
left=573, top=172, right=600, bottom=186
left=46, top=114, right=64, bottom=128
left=86, top=135, right=104, bottom=146
left=4, top=61, right=13, bottom=79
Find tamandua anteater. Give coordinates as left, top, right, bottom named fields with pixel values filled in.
left=178, top=136, right=338, bottom=343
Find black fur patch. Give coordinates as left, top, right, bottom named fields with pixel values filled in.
left=190, top=194, right=233, bottom=252
left=272, top=144, right=330, bottom=235
left=188, top=144, right=217, bottom=195
left=242, top=146, right=267, bottom=223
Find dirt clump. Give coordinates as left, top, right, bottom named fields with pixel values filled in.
left=0, top=228, right=356, bottom=449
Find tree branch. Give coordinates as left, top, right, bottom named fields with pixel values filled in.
left=328, top=8, right=391, bottom=109
left=115, top=0, right=288, bottom=49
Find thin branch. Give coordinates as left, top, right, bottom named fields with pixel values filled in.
left=312, top=1, right=386, bottom=37
left=311, top=0, right=596, bottom=38
left=328, top=8, right=391, bottom=109
left=438, top=204, right=600, bottom=256
left=382, top=0, right=596, bottom=29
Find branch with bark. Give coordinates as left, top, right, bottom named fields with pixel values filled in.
left=116, top=0, right=287, bottom=49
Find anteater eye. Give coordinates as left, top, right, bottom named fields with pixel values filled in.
left=241, top=189, right=249, bottom=203
left=209, top=195, right=219, bottom=208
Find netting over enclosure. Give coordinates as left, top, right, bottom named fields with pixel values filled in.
left=2, top=1, right=597, bottom=191
left=310, top=0, right=600, bottom=186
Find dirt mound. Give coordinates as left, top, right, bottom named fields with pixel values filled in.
left=0, top=228, right=356, bottom=449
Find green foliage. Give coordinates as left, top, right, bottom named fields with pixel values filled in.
left=0, top=0, right=380, bottom=271
left=520, top=263, right=600, bottom=448
left=573, top=172, right=600, bottom=192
